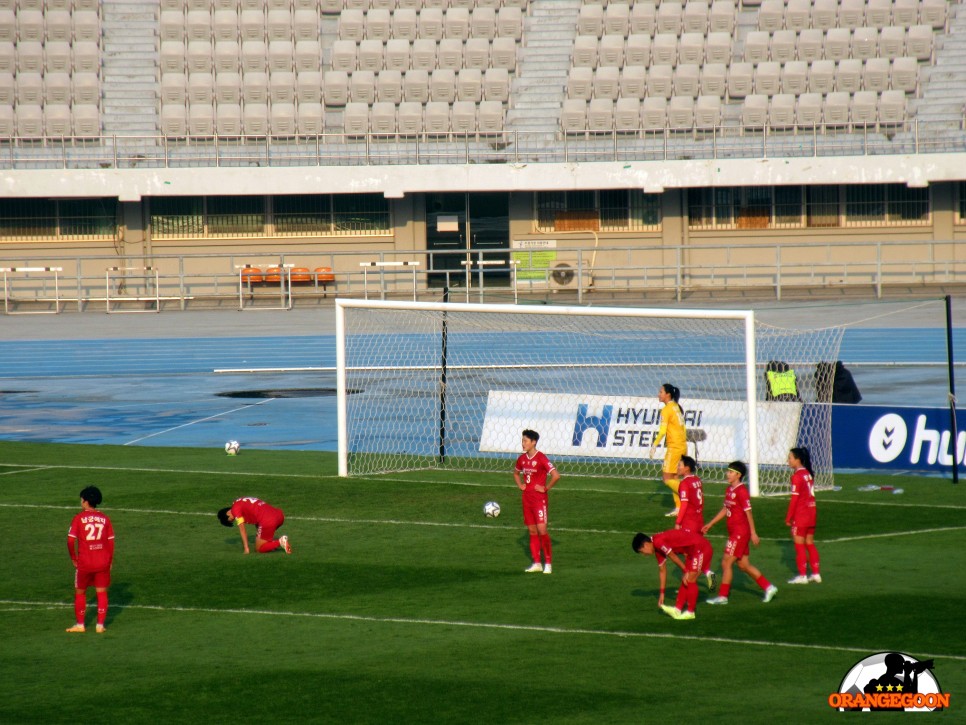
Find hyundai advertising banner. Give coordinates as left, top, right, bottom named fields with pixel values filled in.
left=831, top=405, right=966, bottom=471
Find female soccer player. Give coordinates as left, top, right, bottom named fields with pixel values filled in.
left=649, top=383, right=686, bottom=517
left=66, top=486, right=115, bottom=634
left=514, top=429, right=560, bottom=574
left=631, top=528, right=714, bottom=620
left=218, top=496, right=292, bottom=555
left=702, top=461, right=778, bottom=605
left=786, top=446, right=820, bottom=584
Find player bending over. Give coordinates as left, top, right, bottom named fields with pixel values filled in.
left=218, top=496, right=292, bottom=555
left=632, top=528, right=713, bottom=620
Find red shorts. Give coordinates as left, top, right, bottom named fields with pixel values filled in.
left=75, top=568, right=110, bottom=589
left=791, top=524, right=816, bottom=539
left=256, top=512, right=284, bottom=542
left=724, top=531, right=751, bottom=560
left=685, top=542, right=709, bottom=574
left=522, top=496, right=548, bottom=527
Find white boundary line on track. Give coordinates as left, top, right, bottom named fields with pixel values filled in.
left=123, top=398, right=277, bottom=446
left=2, top=502, right=964, bottom=543
left=3, top=598, right=964, bottom=662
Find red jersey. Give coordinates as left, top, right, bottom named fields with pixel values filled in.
left=676, top=474, right=705, bottom=532
left=650, top=529, right=704, bottom=567
left=786, top=467, right=817, bottom=525
left=230, top=497, right=283, bottom=526
left=515, top=451, right=556, bottom=500
left=723, top=482, right=753, bottom=535
left=67, top=509, right=115, bottom=572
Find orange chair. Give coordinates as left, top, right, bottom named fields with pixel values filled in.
left=240, top=266, right=263, bottom=285
left=264, top=266, right=283, bottom=283
left=290, top=267, right=312, bottom=283
left=315, top=266, right=336, bottom=287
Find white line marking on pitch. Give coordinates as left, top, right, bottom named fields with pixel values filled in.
left=2, top=502, right=964, bottom=543
left=0, top=466, right=53, bottom=476
left=3, top=598, right=963, bottom=662
left=123, top=398, right=277, bottom=446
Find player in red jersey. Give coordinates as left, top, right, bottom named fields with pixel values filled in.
left=674, top=455, right=718, bottom=592
left=702, top=461, right=778, bottom=605
left=514, top=429, right=560, bottom=574
left=217, top=496, right=292, bottom=555
left=632, top=528, right=713, bottom=620
left=786, top=446, right=821, bottom=584
left=66, top=486, right=115, bottom=633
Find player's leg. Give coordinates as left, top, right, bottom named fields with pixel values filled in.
left=524, top=513, right=542, bottom=572
left=739, top=556, right=777, bottom=600
left=708, top=550, right=736, bottom=604
left=662, top=449, right=684, bottom=515
left=255, top=522, right=282, bottom=553
left=67, top=569, right=91, bottom=632
left=535, top=508, right=552, bottom=572
left=805, top=531, right=820, bottom=581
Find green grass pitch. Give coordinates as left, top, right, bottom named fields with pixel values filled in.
left=0, top=440, right=963, bottom=724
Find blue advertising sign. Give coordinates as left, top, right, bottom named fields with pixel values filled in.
left=830, top=404, right=965, bottom=471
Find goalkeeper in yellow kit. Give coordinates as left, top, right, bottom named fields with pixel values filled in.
left=650, top=383, right=687, bottom=517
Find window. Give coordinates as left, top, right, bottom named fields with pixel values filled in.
left=0, top=198, right=116, bottom=240
left=845, top=185, right=928, bottom=226
left=535, top=191, right=661, bottom=232
left=806, top=186, right=840, bottom=228
left=150, top=197, right=204, bottom=237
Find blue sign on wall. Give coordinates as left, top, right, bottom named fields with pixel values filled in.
left=830, top=404, right=965, bottom=471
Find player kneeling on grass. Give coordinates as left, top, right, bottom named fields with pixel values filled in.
left=67, top=486, right=115, bottom=634
left=631, top=529, right=713, bottom=621
left=702, top=461, right=778, bottom=605
left=218, top=496, right=292, bottom=555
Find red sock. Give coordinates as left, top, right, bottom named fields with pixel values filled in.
left=806, top=544, right=820, bottom=574
left=674, top=585, right=688, bottom=611
left=96, top=591, right=108, bottom=625
left=74, top=592, right=86, bottom=625
left=755, top=574, right=771, bottom=591
left=258, top=540, right=281, bottom=553
left=687, top=581, right=699, bottom=612
left=528, top=535, right=541, bottom=563
left=719, top=582, right=731, bottom=598
left=539, top=534, right=552, bottom=564
left=795, top=543, right=808, bottom=576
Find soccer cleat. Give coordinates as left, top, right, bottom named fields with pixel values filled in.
left=705, top=570, right=718, bottom=591
left=280, top=535, right=292, bottom=554
left=664, top=508, right=680, bottom=518
left=788, top=575, right=809, bottom=584
left=65, top=624, right=86, bottom=633
left=95, top=624, right=106, bottom=634
left=659, top=604, right=681, bottom=619
left=706, top=596, right=729, bottom=605
left=809, top=573, right=822, bottom=583
left=542, top=563, right=552, bottom=574
left=763, top=585, right=779, bottom=603
left=677, top=610, right=696, bottom=620
left=524, top=562, right=543, bottom=573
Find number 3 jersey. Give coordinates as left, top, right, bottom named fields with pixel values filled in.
left=68, top=509, right=115, bottom=571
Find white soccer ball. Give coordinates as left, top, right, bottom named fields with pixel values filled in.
left=224, top=440, right=240, bottom=456
left=483, top=501, right=501, bottom=518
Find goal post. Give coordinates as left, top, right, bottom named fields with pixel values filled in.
left=336, top=299, right=845, bottom=495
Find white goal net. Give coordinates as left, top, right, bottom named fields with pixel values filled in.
left=336, top=300, right=847, bottom=495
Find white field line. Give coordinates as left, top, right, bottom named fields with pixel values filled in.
left=123, top=398, right=277, bottom=445
left=1, top=502, right=964, bottom=543
left=0, top=462, right=964, bottom=510
left=3, top=597, right=964, bottom=662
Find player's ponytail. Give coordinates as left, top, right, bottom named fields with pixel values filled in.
left=790, top=447, right=813, bottom=477
left=661, top=383, right=682, bottom=413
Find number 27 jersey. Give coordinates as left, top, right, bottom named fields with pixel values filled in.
left=68, top=510, right=115, bottom=571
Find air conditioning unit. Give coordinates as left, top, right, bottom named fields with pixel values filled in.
left=548, top=261, right=588, bottom=290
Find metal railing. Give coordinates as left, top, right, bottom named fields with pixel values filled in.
left=1, top=238, right=963, bottom=313
left=1, top=119, right=965, bottom=170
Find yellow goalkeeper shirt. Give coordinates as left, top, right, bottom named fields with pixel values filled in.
left=657, top=403, right=686, bottom=450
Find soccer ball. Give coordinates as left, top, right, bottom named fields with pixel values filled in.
left=224, top=440, right=240, bottom=456
left=483, top=501, right=501, bottom=518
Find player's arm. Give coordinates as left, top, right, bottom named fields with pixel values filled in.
left=236, top=519, right=250, bottom=554
left=513, top=469, right=525, bottom=491
left=746, top=508, right=761, bottom=547
left=665, top=551, right=687, bottom=573
left=67, top=533, right=78, bottom=567
left=674, top=499, right=689, bottom=529
left=656, top=562, right=667, bottom=606
left=785, top=485, right=798, bottom=526
left=702, top=507, right=725, bottom=533
left=541, top=467, right=560, bottom=493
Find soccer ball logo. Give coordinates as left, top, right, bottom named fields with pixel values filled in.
left=483, top=501, right=501, bottom=518
left=224, top=440, right=241, bottom=456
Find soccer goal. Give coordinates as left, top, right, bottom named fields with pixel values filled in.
left=336, top=300, right=847, bottom=495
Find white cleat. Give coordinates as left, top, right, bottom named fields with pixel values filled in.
left=787, top=575, right=809, bottom=584
left=809, top=573, right=822, bottom=583
left=280, top=535, right=292, bottom=554
left=762, top=585, right=779, bottom=603
left=664, top=508, right=680, bottom=518
left=706, top=596, right=729, bottom=605
left=524, top=562, right=543, bottom=573
left=542, top=564, right=552, bottom=574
